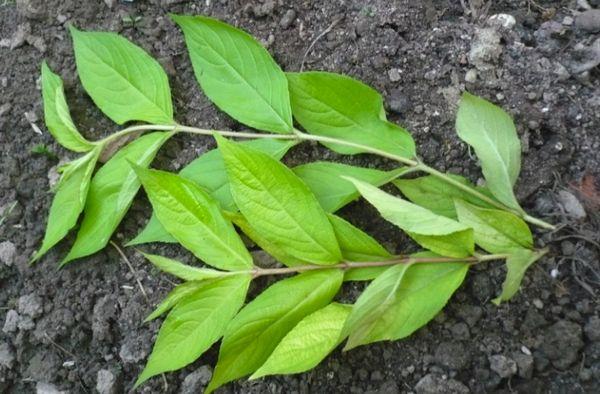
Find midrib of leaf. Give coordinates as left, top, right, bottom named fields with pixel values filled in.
left=240, top=163, right=338, bottom=261
left=79, top=41, right=171, bottom=121
left=161, top=181, right=251, bottom=269
left=188, top=26, right=290, bottom=132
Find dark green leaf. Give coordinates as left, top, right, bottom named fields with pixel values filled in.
left=287, top=72, right=415, bottom=158
left=136, top=274, right=250, bottom=386
left=251, top=303, right=351, bottom=379
left=127, top=139, right=296, bottom=246
left=394, top=174, right=494, bottom=219
left=454, top=200, right=532, bottom=254
left=456, top=92, right=522, bottom=211
left=347, top=178, right=474, bottom=258
left=62, top=132, right=172, bottom=265
left=41, top=62, right=95, bottom=152
left=217, top=135, right=342, bottom=265
left=293, top=161, right=406, bottom=212
left=171, top=15, right=293, bottom=133
left=134, top=167, right=253, bottom=271
left=343, top=254, right=468, bottom=349
left=70, top=26, right=173, bottom=124
left=206, top=269, right=343, bottom=393
left=32, top=146, right=101, bottom=262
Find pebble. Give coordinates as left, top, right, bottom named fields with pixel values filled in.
left=0, top=342, right=15, bottom=369
left=487, top=14, right=516, bottom=29
left=434, top=341, right=471, bottom=370
left=279, top=9, right=296, bottom=29
left=513, top=352, right=534, bottom=379
left=36, top=382, right=66, bottom=394
left=18, top=293, right=43, bottom=318
left=414, top=373, right=469, bottom=394
left=489, top=354, right=517, bottom=378
left=532, top=298, right=544, bottom=309
left=465, top=69, right=477, bottom=83
left=584, top=316, right=600, bottom=342
left=0, top=240, right=16, bottom=266
left=575, top=9, right=600, bottom=32
left=387, top=90, right=410, bottom=115
left=562, top=16, right=574, bottom=26
left=556, top=190, right=586, bottom=219
left=181, top=365, right=213, bottom=393
left=468, top=28, right=503, bottom=71
left=388, top=68, right=401, bottom=82
left=2, top=310, right=19, bottom=333
left=96, top=369, right=118, bottom=394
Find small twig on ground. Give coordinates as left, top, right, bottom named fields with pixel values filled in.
left=300, top=16, right=343, bottom=72
left=44, top=333, right=77, bottom=359
left=110, top=240, right=149, bottom=303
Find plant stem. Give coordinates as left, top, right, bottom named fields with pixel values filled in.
left=98, top=123, right=555, bottom=230
left=249, top=253, right=509, bottom=278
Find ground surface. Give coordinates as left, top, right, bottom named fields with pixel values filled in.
left=1, top=0, right=599, bottom=393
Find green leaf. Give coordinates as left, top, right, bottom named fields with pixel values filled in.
left=141, top=252, right=227, bottom=281
left=145, top=281, right=205, bottom=322
left=127, top=139, right=296, bottom=246
left=206, top=269, right=343, bottom=393
left=217, top=135, right=342, bottom=265
left=493, top=248, right=546, bottom=304
left=228, top=211, right=304, bottom=267
left=171, top=14, right=293, bottom=133
left=394, top=175, right=494, bottom=219
left=456, top=92, right=522, bottom=212
left=346, top=178, right=474, bottom=258
left=134, top=167, right=253, bottom=271
left=32, top=146, right=101, bottom=262
left=293, top=162, right=406, bottom=212
left=62, top=132, right=172, bottom=265
left=327, top=214, right=392, bottom=281
left=342, top=254, right=468, bottom=349
left=136, top=274, right=250, bottom=387
left=454, top=200, right=532, bottom=254
left=287, top=72, right=415, bottom=158
left=251, top=303, right=351, bottom=379
left=41, top=62, right=95, bottom=152
left=70, top=26, right=173, bottom=125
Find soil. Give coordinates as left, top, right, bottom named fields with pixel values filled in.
left=1, top=0, right=599, bottom=393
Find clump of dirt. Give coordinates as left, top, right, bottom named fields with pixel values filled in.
left=0, top=0, right=598, bottom=393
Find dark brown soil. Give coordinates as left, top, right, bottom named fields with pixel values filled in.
left=1, top=1, right=599, bottom=393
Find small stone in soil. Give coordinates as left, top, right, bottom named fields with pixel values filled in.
left=0, top=240, right=16, bottom=266
left=575, top=10, right=600, bottom=33
left=280, top=9, right=296, bottom=29
left=0, top=342, right=15, bottom=369
left=489, top=354, right=517, bottom=378
left=556, top=190, right=586, bottom=219
left=513, top=352, right=534, bottom=379
left=96, top=369, right=118, bottom=394
left=17, top=293, right=43, bottom=318
left=3, top=310, right=19, bottom=333
left=415, top=373, right=469, bottom=394
left=35, top=382, right=65, bottom=394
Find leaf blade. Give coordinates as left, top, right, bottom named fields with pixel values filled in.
left=172, top=14, right=293, bottom=133
left=136, top=274, right=250, bottom=386
left=493, top=248, right=546, bottom=304
left=134, top=167, right=253, bottom=271
left=456, top=92, right=521, bottom=211
left=70, top=27, right=173, bottom=124
left=217, top=135, right=342, bottom=265
left=141, top=252, right=227, bottom=281
left=41, top=62, right=95, bottom=152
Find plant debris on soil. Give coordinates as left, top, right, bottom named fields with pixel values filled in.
left=1, top=0, right=599, bottom=393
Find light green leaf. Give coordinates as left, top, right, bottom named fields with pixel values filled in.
left=32, top=146, right=101, bottom=262
left=206, top=269, right=343, bottom=393
left=454, top=200, right=532, bottom=254
left=493, top=248, right=547, bottom=304
left=346, top=177, right=474, bottom=258
left=41, top=62, right=95, bottom=152
left=134, top=167, right=253, bottom=271
left=145, top=281, right=205, bottom=322
left=136, top=274, right=250, bottom=387
left=293, top=161, right=406, bottom=212
left=287, top=72, right=415, bottom=158
left=251, top=303, right=351, bottom=379
left=141, top=252, right=228, bottom=281
left=171, top=14, right=293, bottom=133
left=456, top=92, right=522, bottom=212
left=394, top=174, right=494, bottom=219
left=62, top=132, right=172, bottom=265
left=70, top=26, right=173, bottom=125
left=327, top=214, right=391, bottom=281
left=343, top=254, right=468, bottom=349
left=228, top=211, right=304, bottom=267
left=217, top=135, right=342, bottom=265
left=127, top=139, right=296, bottom=246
